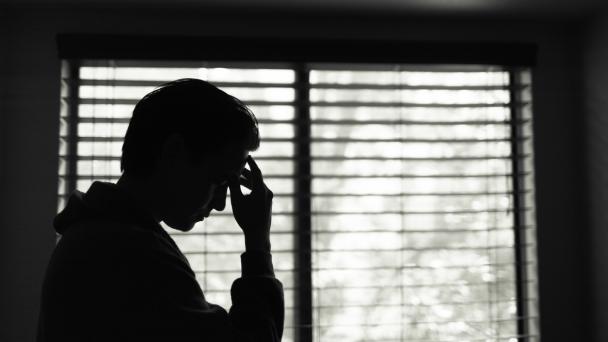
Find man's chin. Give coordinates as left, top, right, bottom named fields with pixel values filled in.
left=163, top=217, right=200, bottom=232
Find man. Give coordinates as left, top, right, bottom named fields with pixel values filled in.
left=37, top=79, right=284, bottom=341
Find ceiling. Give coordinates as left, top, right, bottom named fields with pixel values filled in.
left=1, top=0, right=606, bottom=19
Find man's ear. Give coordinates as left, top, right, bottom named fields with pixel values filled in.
left=158, top=133, right=188, bottom=166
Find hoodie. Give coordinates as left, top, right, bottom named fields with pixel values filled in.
left=37, top=182, right=284, bottom=342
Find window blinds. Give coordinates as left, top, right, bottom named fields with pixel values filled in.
left=58, top=60, right=538, bottom=342
left=307, top=66, right=538, bottom=342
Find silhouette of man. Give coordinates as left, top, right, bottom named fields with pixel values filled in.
left=37, top=79, right=284, bottom=341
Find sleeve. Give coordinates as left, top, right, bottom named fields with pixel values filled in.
left=228, top=252, right=285, bottom=342
left=141, top=234, right=284, bottom=342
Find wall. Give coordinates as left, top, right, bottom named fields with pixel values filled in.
left=0, top=6, right=588, bottom=341
left=0, top=10, right=7, bottom=341
left=584, top=8, right=608, bottom=342
left=1, top=9, right=63, bottom=342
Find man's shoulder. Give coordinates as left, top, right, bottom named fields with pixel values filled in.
left=54, top=218, right=170, bottom=262
left=61, top=217, right=154, bottom=242
left=46, top=219, right=184, bottom=295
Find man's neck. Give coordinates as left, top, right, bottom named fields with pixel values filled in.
left=116, top=173, right=163, bottom=223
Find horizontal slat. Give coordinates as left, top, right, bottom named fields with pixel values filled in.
left=222, top=301, right=535, bottom=311
left=310, top=83, right=513, bottom=90
left=310, top=119, right=525, bottom=126
left=193, top=261, right=532, bottom=274
left=76, top=78, right=519, bottom=91
left=307, top=298, right=530, bottom=309
left=311, top=243, right=532, bottom=253
left=311, top=101, right=514, bottom=108
left=171, top=226, right=535, bottom=236
left=74, top=116, right=528, bottom=126
left=203, top=283, right=537, bottom=295
left=306, top=137, right=529, bottom=143
left=314, top=155, right=525, bottom=161
left=217, top=320, right=539, bottom=330
left=205, top=211, right=525, bottom=219
left=315, top=262, right=533, bottom=271
left=210, top=207, right=530, bottom=216
left=182, top=243, right=533, bottom=255
left=310, top=172, right=527, bottom=178
left=68, top=136, right=530, bottom=144
left=73, top=117, right=295, bottom=124
left=203, top=281, right=533, bottom=298
left=61, top=172, right=528, bottom=179
left=78, top=98, right=295, bottom=106
left=79, top=78, right=296, bottom=88
left=71, top=116, right=529, bottom=127
left=61, top=154, right=528, bottom=161
left=281, top=315, right=539, bottom=327
left=312, top=190, right=530, bottom=196
left=58, top=187, right=529, bottom=198
left=64, top=170, right=532, bottom=180
left=274, top=279, right=538, bottom=291
left=59, top=188, right=530, bottom=199
left=311, top=226, right=534, bottom=234
left=76, top=97, right=526, bottom=108
left=325, top=336, right=538, bottom=342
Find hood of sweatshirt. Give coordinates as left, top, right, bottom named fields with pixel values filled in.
left=54, top=182, right=159, bottom=235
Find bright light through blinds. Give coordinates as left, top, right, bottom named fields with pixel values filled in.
left=308, top=66, right=537, bottom=342
left=58, top=61, right=538, bottom=342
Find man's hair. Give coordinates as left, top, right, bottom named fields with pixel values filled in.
left=121, top=78, right=260, bottom=177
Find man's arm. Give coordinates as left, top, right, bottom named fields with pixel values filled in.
left=140, top=232, right=284, bottom=342
left=229, top=252, right=284, bottom=342
left=138, top=155, right=283, bottom=342
left=227, top=155, right=284, bottom=341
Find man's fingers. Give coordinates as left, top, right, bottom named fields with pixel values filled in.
left=247, top=156, right=263, bottom=178
left=246, top=157, right=265, bottom=191
left=238, top=173, right=254, bottom=190
left=228, top=175, right=244, bottom=199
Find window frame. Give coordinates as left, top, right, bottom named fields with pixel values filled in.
left=57, top=35, right=538, bottom=342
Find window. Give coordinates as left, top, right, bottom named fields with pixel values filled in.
left=58, top=58, right=538, bottom=342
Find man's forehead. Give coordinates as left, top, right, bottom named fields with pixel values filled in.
left=205, top=144, right=248, bottom=175
left=222, top=148, right=249, bottom=174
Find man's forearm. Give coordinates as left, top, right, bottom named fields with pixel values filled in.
left=240, top=250, right=275, bottom=277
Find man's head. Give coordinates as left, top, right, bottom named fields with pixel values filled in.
left=121, top=78, right=260, bottom=231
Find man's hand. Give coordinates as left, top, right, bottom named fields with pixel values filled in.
left=228, top=156, right=273, bottom=252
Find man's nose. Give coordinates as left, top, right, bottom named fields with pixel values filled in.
left=211, top=185, right=228, bottom=211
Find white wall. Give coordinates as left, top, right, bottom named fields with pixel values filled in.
left=0, top=6, right=590, bottom=341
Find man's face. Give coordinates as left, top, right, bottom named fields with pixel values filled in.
left=162, top=143, right=248, bottom=231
